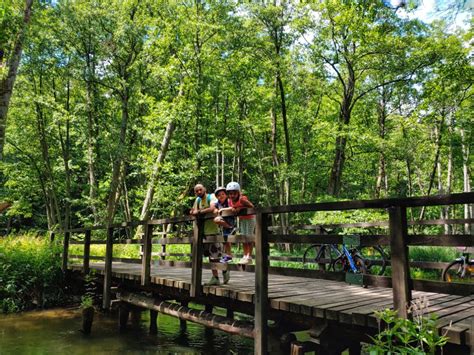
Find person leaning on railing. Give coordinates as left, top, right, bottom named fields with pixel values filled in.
left=226, top=182, right=255, bottom=265
left=189, top=183, right=224, bottom=286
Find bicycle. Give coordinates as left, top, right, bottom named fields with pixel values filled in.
left=303, top=243, right=367, bottom=273
left=303, top=243, right=388, bottom=275
left=442, top=251, right=473, bottom=283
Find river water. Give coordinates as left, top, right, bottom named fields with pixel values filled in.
left=0, top=307, right=254, bottom=354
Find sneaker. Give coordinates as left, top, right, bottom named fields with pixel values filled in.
left=223, top=270, right=230, bottom=284
left=239, top=256, right=249, bottom=265
left=220, top=255, right=233, bottom=263
left=206, top=276, right=220, bottom=286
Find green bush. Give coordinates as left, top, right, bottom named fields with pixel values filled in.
left=0, top=234, right=65, bottom=313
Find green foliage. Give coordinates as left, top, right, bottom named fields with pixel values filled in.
left=80, top=295, right=93, bottom=309
left=0, top=0, right=471, bottom=234
left=0, top=234, right=65, bottom=313
left=365, top=308, right=448, bottom=354
left=80, top=271, right=97, bottom=309
left=410, top=246, right=459, bottom=263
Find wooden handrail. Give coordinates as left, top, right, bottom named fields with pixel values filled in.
left=260, top=192, right=474, bottom=214
left=61, top=190, right=473, bottom=350
left=268, top=218, right=474, bottom=230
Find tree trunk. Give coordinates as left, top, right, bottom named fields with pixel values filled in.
left=105, top=87, right=129, bottom=225
left=375, top=88, right=388, bottom=198
left=444, top=115, right=454, bottom=234
left=276, top=70, right=291, bottom=239
left=276, top=71, right=291, bottom=164
left=328, top=63, right=355, bottom=196
left=270, top=105, right=281, bottom=201
left=419, top=120, right=443, bottom=221
left=85, top=62, right=99, bottom=224
left=461, top=128, right=472, bottom=235
left=0, top=0, right=34, bottom=161
left=57, top=80, right=72, bottom=231
left=139, top=119, right=176, bottom=221
left=35, top=101, right=61, bottom=229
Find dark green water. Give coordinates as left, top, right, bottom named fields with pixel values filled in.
left=0, top=307, right=254, bottom=354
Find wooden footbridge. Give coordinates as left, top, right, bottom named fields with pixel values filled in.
left=62, top=193, right=474, bottom=354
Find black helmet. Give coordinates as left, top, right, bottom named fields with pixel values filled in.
left=214, top=186, right=227, bottom=195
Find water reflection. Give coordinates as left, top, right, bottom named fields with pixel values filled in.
left=0, top=307, right=254, bottom=354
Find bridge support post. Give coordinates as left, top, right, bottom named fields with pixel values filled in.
left=149, top=310, right=158, bottom=334
left=141, top=223, right=153, bottom=286
left=254, top=211, right=269, bottom=355
left=348, top=342, right=361, bottom=355
left=190, top=217, right=204, bottom=297
left=119, top=302, right=130, bottom=331
left=180, top=301, right=187, bottom=329
left=83, top=230, right=91, bottom=275
left=130, top=306, right=142, bottom=328
left=61, top=231, right=70, bottom=272
left=389, top=206, right=411, bottom=318
left=103, top=226, right=114, bottom=310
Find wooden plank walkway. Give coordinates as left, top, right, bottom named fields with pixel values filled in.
left=69, top=261, right=473, bottom=347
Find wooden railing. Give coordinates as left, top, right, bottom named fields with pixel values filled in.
left=61, top=192, right=474, bottom=355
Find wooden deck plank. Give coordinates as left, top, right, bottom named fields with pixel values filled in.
left=443, top=316, right=473, bottom=346
left=274, top=284, right=378, bottom=314
left=357, top=293, right=464, bottom=327
left=69, top=262, right=473, bottom=347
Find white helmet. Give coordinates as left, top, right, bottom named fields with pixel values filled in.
left=226, top=181, right=241, bottom=192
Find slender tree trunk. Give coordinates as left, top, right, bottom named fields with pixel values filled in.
left=444, top=115, right=454, bottom=234
left=461, top=128, right=472, bottom=234
left=122, top=182, right=132, bottom=222
left=0, top=0, right=34, bottom=161
left=276, top=70, right=290, bottom=239
left=375, top=88, right=388, bottom=198
left=446, top=116, right=454, bottom=195
left=270, top=105, right=280, bottom=199
left=400, top=125, right=414, bottom=197
left=418, top=119, right=444, bottom=221
left=139, top=119, right=176, bottom=221
left=57, top=80, right=72, bottom=231
left=85, top=60, right=99, bottom=224
left=276, top=72, right=291, bottom=164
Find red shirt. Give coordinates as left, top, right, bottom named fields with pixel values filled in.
left=229, top=195, right=254, bottom=220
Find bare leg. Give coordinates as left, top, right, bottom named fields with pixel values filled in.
left=224, top=242, right=232, bottom=256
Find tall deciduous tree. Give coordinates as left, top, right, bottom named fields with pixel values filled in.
left=0, top=0, right=33, bottom=161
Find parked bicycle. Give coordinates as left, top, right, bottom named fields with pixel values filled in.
left=442, top=250, right=473, bottom=283
left=302, top=242, right=388, bottom=275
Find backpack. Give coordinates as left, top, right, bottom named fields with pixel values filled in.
left=196, top=193, right=212, bottom=209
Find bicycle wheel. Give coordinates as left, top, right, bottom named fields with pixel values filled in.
left=332, top=254, right=367, bottom=274
left=442, top=260, right=474, bottom=283
left=358, top=245, right=387, bottom=275
left=302, top=244, right=326, bottom=270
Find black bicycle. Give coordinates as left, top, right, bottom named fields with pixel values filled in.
left=442, top=251, right=473, bottom=283
left=303, top=243, right=388, bottom=275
